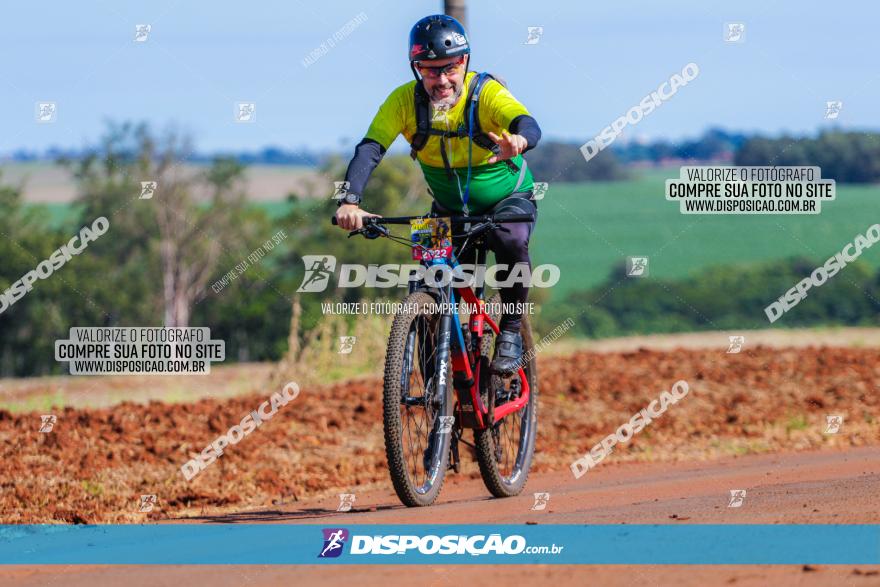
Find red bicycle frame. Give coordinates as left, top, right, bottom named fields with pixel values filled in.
left=449, top=284, right=530, bottom=429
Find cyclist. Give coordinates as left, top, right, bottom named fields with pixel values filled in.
left=335, top=14, right=542, bottom=374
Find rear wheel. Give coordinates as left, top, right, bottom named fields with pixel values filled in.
left=473, top=294, right=538, bottom=498
left=383, top=292, right=453, bottom=506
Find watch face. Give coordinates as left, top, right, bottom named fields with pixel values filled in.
left=344, top=193, right=359, bottom=204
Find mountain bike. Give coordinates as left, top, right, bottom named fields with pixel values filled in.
left=331, top=212, right=538, bottom=507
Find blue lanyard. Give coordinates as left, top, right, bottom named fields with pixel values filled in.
left=462, top=79, right=477, bottom=215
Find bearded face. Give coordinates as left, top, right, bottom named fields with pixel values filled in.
left=416, top=55, right=468, bottom=110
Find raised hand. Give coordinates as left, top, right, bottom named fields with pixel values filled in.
left=486, top=130, right=528, bottom=163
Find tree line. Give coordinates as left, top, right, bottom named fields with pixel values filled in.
left=2, top=123, right=879, bottom=377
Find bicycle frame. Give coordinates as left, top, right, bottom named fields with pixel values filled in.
left=420, top=245, right=530, bottom=431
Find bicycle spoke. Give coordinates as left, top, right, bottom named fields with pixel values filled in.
left=396, top=313, right=443, bottom=493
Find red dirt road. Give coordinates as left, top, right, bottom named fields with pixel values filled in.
left=2, top=447, right=878, bottom=587
left=4, top=345, right=879, bottom=525
left=2, top=342, right=879, bottom=584
left=182, top=446, right=880, bottom=526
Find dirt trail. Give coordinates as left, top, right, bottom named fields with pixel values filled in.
left=181, top=446, right=880, bottom=526
left=1, top=345, right=878, bottom=524
left=2, top=447, right=878, bottom=586
left=0, top=340, right=878, bottom=585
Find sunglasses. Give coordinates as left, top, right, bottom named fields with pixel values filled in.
left=415, top=56, right=466, bottom=78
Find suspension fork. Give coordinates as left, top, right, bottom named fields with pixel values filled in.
left=433, top=308, right=453, bottom=408
left=401, top=327, right=416, bottom=397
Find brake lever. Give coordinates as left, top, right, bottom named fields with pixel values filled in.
left=467, top=221, right=497, bottom=237
left=364, top=224, right=388, bottom=239
left=348, top=223, right=388, bottom=240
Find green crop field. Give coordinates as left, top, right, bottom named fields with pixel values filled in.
left=527, top=169, right=880, bottom=297
left=18, top=165, right=879, bottom=299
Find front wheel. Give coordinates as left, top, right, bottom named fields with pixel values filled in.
left=473, top=295, right=538, bottom=498
left=383, top=292, right=453, bottom=507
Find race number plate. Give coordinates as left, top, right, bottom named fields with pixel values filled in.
left=410, top=217, right=452, bottom=261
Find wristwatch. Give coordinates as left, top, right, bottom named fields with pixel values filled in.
left=337, top=191, right=362, bottom=206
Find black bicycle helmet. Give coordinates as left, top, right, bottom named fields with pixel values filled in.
left=409, top=14, right=470, bottom=63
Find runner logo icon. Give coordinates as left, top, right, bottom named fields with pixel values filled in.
left=298, top=255, right=337, bottom=292
left=318, top=528, right=349, bottom=558
left=39, top=415, right=57, bottom=433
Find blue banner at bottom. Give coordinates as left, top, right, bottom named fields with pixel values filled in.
left=0, top=524, right=877, bottom=565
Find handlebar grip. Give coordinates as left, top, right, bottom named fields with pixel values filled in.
left=331, top=216, right=383, bottom=227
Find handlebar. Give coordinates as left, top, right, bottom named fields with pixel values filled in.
left=331, top=213, right=534, bottom=226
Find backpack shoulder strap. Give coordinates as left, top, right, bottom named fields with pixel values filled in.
left=409, top=82, right=432, bottom=159
left=467, top=72, right=501, bottom=153
left=468, top=73, right=521, bottom=172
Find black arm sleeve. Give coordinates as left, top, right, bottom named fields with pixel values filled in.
left=343, top=138, right=386, bottom=200
left=509, top=115, right=542, bottom=153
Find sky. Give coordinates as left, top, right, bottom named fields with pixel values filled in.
left=1, top=0, right=877, bottom=155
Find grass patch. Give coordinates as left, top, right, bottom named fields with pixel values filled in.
left=81, top=480, right=104, bottom=497
left=530, top=171, right=880, bottom=296
left=786, top=414, right=810, bottom=433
